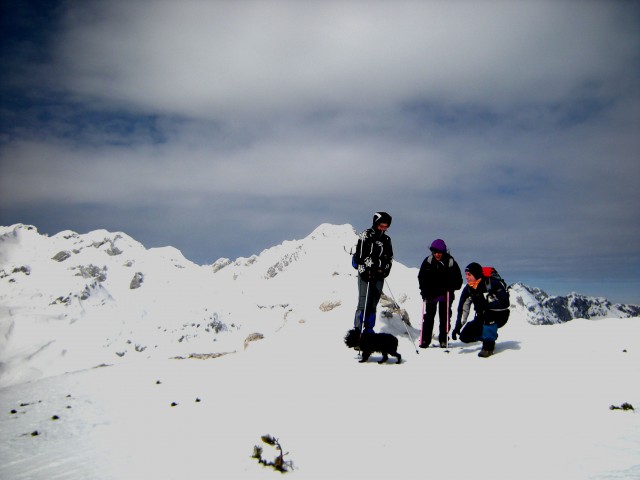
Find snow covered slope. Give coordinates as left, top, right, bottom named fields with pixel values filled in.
left=1, top=222, right=638, bottom=389
left=1, top=223, right=639, bottom=479
left=1, top=298, right=639, bottom=479
left=0, top=223, right=418, bottom=388
left=0, top=224, right=230, bottom=387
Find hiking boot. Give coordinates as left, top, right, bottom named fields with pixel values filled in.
left=478, top=349, right=493, bottom=358
left=419, top=343, right=429, bottom=349
left=439, top=342, right=447, bottom=348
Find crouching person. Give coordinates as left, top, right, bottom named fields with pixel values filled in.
left=451, top=262, right=510, bottom=358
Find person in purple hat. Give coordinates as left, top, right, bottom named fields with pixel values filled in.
left=417, top=239, right=462, bottom=347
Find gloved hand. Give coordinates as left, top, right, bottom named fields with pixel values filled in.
left=451, top=323, right=461, bottom=340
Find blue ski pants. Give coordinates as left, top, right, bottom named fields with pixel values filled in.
left=459, top=318, right=498, bottom=351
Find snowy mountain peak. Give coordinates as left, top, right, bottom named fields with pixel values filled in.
left=307, top=222, right=356, bottom=241
left=509, top=282, right=640, bottom=324
left=210, top=223, right=357, bottom=280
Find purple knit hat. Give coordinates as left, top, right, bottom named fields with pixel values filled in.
left=430, top=239, right=447, bottom=254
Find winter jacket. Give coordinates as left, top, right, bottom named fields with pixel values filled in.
left=455, top=276, right=510, bottom=328
left=353, top=228, right=393, bottom=281
left=417, top=253, right=463, bottom=302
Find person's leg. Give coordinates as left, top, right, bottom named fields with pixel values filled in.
left=363, top=279, right=383, bottom=332
left=459, top=318, right=483, bottom=343
left=354, top=277, right=369, bottom=330
left=437, top=300, right=449, bottom=346
left=421, top=302, right=437, bottom=347
left=479, top=323, right=498, bottom=357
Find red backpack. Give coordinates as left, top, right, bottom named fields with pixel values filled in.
left=482, top=266, right=508, bottom=290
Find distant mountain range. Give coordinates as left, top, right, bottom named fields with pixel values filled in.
left=508, top=282, right=640, bottom=325
left=1, top=223, right=638, bottom=387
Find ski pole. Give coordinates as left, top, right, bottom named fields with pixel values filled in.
left=445, top=290, right=450, bottom=351
left=419, top=300, right=425, bottom=347
left=356, top=279, right=371, bottom=356
left=384, top=279, right=419, bottom=354
left=360, top=279, right=370, bottom=335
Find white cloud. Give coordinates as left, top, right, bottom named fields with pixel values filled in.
left=51, top=1, right=637, bottom=118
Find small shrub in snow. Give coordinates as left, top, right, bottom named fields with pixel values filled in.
left=610, top=402, right=634, bottom=411
left=252, top=434, right=294, bottom=473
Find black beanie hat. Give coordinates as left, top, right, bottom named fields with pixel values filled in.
left=372, top=211, right=392, bottom=227
left=465, top=262, right=484, bottom=280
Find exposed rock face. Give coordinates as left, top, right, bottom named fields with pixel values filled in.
left=130, top=272, right=144, bottom=289
left=510, top=282, right=640, bottom=325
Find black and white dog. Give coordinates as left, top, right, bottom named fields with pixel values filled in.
left=344, top=328, right=402, bottom=364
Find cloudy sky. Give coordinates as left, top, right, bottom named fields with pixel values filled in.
left=1, top=0, right=639, bottom=304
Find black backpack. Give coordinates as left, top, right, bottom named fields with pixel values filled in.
left=482, top=266, right=510, bottom=328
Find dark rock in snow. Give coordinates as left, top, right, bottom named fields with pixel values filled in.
left=130, top=272, right=144, bottom=289
left=52, top=251, right=71, bottom=262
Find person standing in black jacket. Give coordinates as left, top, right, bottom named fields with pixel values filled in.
left=417, top=239, right=462, bottom=348
left=352, top=212, right=393, bottom=334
